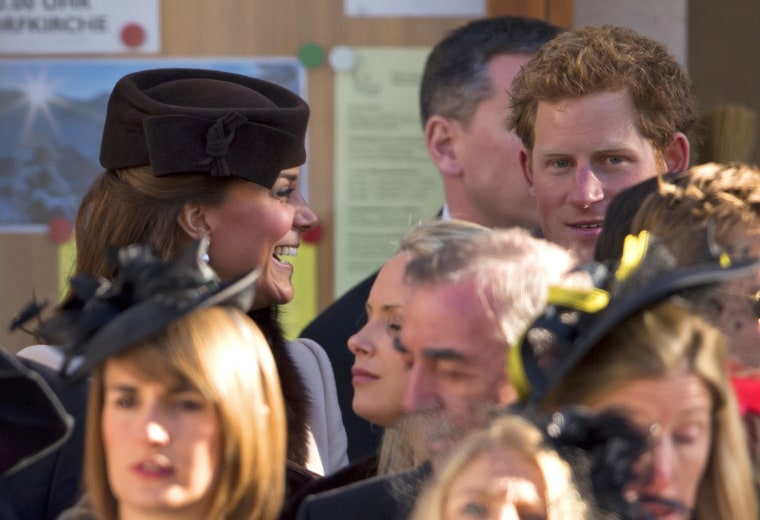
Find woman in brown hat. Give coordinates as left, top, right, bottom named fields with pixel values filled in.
left=91, top=67, right=346, bottom=472
left=18, top=68, right=346, bottom=503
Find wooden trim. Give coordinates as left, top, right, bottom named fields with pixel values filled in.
left=486, top=0, right=574, bottom=28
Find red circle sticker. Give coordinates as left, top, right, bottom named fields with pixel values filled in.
left=121, top=23, right=146, bottom=48
left=48, top=217, right=73, bottom=244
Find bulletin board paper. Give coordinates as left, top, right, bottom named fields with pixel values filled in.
left=0, top=0, right=161, bottom=54
left=333, top=47, right=443, bottom=297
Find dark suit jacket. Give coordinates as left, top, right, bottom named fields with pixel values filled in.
left=0, top=483, right=18, bottom=520
left=295, top=462, right=432, bottom=520
left=299, top=272, right=381, bottom=461
left=1, top=359, right=88, bottom=520
left=281, top=453, right=378, bottom=520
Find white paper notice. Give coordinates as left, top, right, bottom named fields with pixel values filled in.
left=0, top=0, right=160, bottom=54
left=345, top=0, right=485, bottom=17
left=333, top=47, right=444, bottom=297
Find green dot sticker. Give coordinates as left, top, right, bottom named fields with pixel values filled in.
left=298, top=43, right=325, bottom=69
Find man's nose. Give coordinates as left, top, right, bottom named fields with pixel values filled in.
left=402, top=365, right=439, bottom=414
left=499, top=504, right=521, bottom=520
left=569, top=165, right=604, bottom=209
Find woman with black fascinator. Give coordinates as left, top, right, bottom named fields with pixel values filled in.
left=510, top=231, right=759, bottom=519
left=34, top=240, right=289, bottom=520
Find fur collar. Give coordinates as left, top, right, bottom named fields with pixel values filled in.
left=249, top=306, right=311, bottom=466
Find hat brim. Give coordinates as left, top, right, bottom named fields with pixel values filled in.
left=523, top=257, right=760, bottom=403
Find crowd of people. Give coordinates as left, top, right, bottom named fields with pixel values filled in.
left=2, top=13, right=760, bottom=520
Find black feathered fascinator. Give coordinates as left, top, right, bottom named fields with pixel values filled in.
left=528, top=405, right=679, bottom=519
left=12, top=238, right=257, bottom=383
left=509, top=230, right=759, bottom=403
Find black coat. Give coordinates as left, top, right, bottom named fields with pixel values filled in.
left=281, top=453, right=378, bottom=519
left=1, top=358, right=88, bottom=520
left=295, top=462, right=432, bottom=520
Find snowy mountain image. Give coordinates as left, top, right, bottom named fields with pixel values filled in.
left=0, top=85, right=106, bottom=225
left=0, top=59, right=304, bottom=226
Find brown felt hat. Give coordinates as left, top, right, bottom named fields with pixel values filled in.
left=99, top=68, right=309, bottom=189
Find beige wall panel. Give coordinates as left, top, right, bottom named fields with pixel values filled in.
left=1, top=233, right=59, bottom=352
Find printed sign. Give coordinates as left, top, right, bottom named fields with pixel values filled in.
left=333, top=48, right=443, bottom=296
left=0, top=0, right=160, bottom=54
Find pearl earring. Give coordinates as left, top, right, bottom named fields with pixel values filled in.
left=201, top=237, right=211, bottom=264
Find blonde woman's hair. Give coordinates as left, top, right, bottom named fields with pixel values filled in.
left=544, top=301, right=758, bottom=519
left=399, top=219, right=490, bottom=257
left=85, top=306, right=287, bottom=520
left=411, top=414, right=589, bottom=520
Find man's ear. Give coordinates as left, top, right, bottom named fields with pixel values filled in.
left=519, top=148, right=536, bottom=196
left=425, top=115, right=462, bottom=178
left=662, top=132, right=690, bottom=173
left=177, top=202, right=212, bottom=239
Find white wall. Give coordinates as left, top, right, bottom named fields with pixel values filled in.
left=574, top=0, right=688, bottom=66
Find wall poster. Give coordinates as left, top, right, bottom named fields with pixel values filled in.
left=0, top=57, right=305, bottom=227
left=333, top=47, right=443, bottom=296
